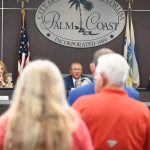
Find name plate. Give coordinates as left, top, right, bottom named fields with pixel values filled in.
left=0, top=96, right=9, bottom=101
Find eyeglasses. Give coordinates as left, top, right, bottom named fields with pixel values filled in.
left=72, top=68, right=82, bottom=71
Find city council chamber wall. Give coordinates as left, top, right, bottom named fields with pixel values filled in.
left=0, top=0, right=150, bottom=88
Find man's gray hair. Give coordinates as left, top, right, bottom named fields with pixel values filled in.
left=95, top=53, right=129, bottom=87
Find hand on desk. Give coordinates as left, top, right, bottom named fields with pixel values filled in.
left=0, top=73, right=6, bottom=87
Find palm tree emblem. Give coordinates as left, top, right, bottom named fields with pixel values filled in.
left=68, top=0, right=94, bottom=34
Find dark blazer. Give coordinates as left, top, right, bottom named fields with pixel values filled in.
left=68, top=81, right=140, bottom=105
left=64, top=75, right=92, bottom=97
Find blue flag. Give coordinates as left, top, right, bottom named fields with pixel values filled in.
left=124, top=7, right=140, bottom=87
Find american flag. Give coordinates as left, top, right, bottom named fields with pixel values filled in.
left=18, top=8, right=30, bottom=77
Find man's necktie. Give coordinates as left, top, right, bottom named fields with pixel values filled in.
left=75, top=80, right=81, bottom=88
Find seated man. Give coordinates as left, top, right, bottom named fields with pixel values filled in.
left=64, top=62, right=92, bottom=96
left=68, top=48, right=140, bottom=105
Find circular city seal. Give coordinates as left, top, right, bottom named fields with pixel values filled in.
left=35, top=0, right=126, bottom=48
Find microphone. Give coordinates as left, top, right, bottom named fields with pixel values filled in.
left=81, top=77, right=91, bottom=86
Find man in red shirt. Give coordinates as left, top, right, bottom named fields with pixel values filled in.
left=73, top=53, right=150, bottom=150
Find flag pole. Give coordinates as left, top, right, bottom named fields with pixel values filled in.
left=21, top=1, right=24, bottom=9
left=126, top=0, right=134, bottom=6
left=126, top=0, right=133, bottom=40
left=17, top=0, right=29, bottom=29
left=127, top=0, right=133, bottom=9
left=128, top=0, right=133, bottom=75
left=17, top=0, right=29, bottom=8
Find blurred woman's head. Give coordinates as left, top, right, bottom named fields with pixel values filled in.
left=14, top=59, right=66, bottom=107
left=4, top=60, right=77, bottom=150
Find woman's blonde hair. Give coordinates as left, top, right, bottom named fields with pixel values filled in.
left=0, top=60, right=8, bottom=83
left=4, top=60, right=78, bottom=150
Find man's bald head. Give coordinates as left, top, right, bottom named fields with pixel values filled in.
left=90, top=48, right=115, bottom=75
left=93, top=48, right=114, bottom=66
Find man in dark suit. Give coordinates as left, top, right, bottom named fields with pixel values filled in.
left=68, top=48, right=140, bottom=105
left=64, top=62, right=92, bottom=96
